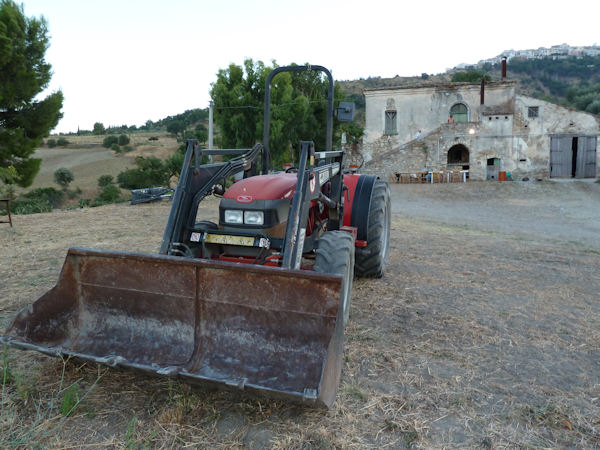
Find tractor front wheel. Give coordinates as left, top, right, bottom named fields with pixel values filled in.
left=355, top=180, right=391, bottom=278
left=314, top=231, right=355, bottom=328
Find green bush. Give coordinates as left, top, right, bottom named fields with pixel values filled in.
left=47, top=139, right=57, bottom=148
left=54, top=167, right=74, bottom=189
left=12, top=197, right=52, bottom=214
left=110, top=143, right=120, bottom=152
left=148, top=136, right=159, bottom=141
left=122, top=145, right=133, bottom=153
left=97, top=174, right=114, bottom=188
left=57, top=137, right=69, bottom=146
left=0, top=184, right=15, bottom=200
left=23, top=187, right=65, bottom=207
left=118, top=134, right=130, bottom=146
left=102, top=135, right=118, bottom=148
left=117, top=156, right=171, bottom=189
left=79, top=198, right=91, bottom=207
left=451, top=70, right=491, bottom=82
left=90, top=199, right=107, bottom=207
left=97, top=184, right=121, bottom=203
left=12, top=187, right=64, bottom=214
left=67, top=187, right=82, bottom=199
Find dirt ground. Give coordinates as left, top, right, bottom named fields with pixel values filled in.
left=0, top=180, right=599, bottom=448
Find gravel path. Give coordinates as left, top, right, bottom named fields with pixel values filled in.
left=390, top=180, right=600, bottom=250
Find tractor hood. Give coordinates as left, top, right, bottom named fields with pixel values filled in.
left=225, top=174, right=297, bottom=203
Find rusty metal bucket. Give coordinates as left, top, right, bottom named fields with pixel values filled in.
left=2, top=247, right=345, bottom=408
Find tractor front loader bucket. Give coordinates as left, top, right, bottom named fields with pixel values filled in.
left=2, top=247, right=345, bottom=408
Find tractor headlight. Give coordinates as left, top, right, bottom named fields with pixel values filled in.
left=244, top=211, right=264, bottom=225
left=224, top=210, right=243, bottom=224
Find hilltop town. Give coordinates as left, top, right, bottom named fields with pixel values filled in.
left=457, top=43, right=600, bottom=68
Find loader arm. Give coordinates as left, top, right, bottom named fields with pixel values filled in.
left=160, top=140, right=264, bottom=255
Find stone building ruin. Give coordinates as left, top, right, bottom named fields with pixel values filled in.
left=360, top=80, right=599, bottom=181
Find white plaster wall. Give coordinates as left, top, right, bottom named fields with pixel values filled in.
left=516, top=95, right=600, bottom=135
left=364, top=82, right=516, bottom=147
left=515, top=96, right=600, bottom=178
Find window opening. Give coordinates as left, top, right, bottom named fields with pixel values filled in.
left=450, top=103, right=468, bottom=123
left=384, top=110, right=397, bottom=135
left=528, top=106, right=539, bottom=118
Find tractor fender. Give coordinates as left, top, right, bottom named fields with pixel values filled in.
left=342, top=174, right=378, bottom=241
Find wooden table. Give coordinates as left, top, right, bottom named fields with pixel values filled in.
left=393, top=170, right=469, bottom=184
left=0, top=199, right=12, bottom=227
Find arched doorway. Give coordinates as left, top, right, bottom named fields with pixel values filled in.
left=450, top=103, right=469, bottom=123
left=447, top=144, right=470, bottom=171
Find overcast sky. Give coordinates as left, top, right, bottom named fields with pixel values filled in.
left=22, top=0, right=600, bottom=133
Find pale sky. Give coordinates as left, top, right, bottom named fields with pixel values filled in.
left=21, top=0, right=600, bottom=133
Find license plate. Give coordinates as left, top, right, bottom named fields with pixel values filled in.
left=204, top=233, right=255, bottom=246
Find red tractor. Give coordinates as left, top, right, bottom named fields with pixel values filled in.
left=3, top=65, right=390, bottom=408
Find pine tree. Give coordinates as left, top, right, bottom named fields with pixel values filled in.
left=0, top=0, right=63, bottom=187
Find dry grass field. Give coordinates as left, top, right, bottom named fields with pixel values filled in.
left=27, top=133, right=180, bottom=195
left=1, top=181, right=599, bottom=448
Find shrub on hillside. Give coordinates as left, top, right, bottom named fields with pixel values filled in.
left=23, top=187, right=65, bottom=208
left=47, top=139, right=57, bottom=148
left=67, top=187, right=82, bottom=199
left=102, top=135, right=118, bottom=148
left=54, top=168, right=74, bottom=189
left=117, top=156, right=171, bottom=189
left=12, top=197, right=53, bottom=214
left=57, top=137, right=69, bottom=146
left=118, top=134, right=130, bottom=146
left=110, top=143, right=120, bottom=152
left=97, top=184, right=121, bottom=203
left=12, top=187, right=65, bottom=214
left=97, top=174, right=114, bottom=188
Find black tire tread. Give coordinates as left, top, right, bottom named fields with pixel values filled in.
left=354, top=180, right=391, bottom=278
left=314, top=231, right=355, bottom=327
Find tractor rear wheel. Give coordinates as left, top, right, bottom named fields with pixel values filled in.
left=355, top=180, right=390, bottom=278
left=314, top=231, right=355, bottom=328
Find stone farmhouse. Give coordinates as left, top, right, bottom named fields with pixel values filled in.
left=360, top=79, right=599, bottom=181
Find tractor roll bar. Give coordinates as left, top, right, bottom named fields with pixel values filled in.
left=262, top=65, right=334, bottom=174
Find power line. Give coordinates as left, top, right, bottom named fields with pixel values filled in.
left=213, top=99, right=328, bottom=111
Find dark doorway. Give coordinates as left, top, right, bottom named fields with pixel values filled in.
left=447, top=144, right=470, bottom=171
left=571, top=137, right=578, bottom=178
left=487, top=158, right=500, bottom=180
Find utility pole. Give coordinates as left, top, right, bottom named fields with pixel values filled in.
left=208, top=101, right=214, bottom=150
left=208, top=100, right=214, bottom=163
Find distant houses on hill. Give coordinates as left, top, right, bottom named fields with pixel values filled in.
left=466, top=44, right=600, bottom=68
